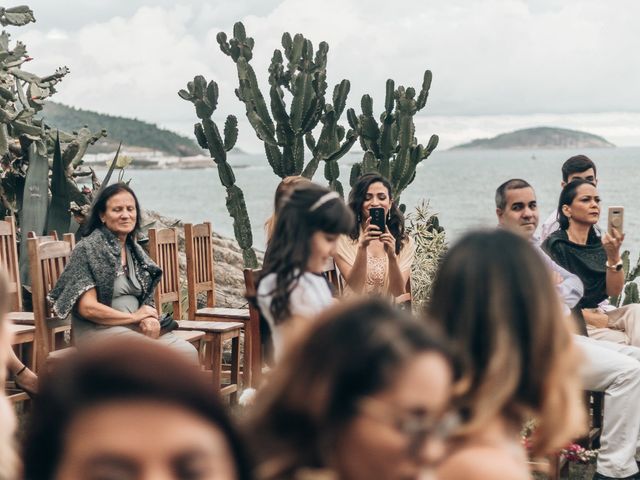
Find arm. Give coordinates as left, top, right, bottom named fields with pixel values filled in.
left=76, top=288, right=158, bottom=326
left=437, top=446, right=530, bottom=480
left=602, top=231, right=625, bottom=297
left=335, top=218, right=380, bottom=294
left=536, top=245, right=583, bottom=309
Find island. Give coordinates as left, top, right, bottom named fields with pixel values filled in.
left=451, top=126, right=615, bottom=150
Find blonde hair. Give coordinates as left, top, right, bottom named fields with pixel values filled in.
left=427, top=230, right=585, bottom=456
left=264, top=176, right=311, bottom=244
left=0, top=268, right=19, bottom=479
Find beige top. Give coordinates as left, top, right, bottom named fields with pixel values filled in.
left=336, top=233, right=415, bottom=295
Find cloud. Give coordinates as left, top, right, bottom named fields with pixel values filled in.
left=9, top=0, right=640, bottom=150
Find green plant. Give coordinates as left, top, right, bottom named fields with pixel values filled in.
left=610, top=250, right=640, bottom=307
left=347, top=73, right=439, bottom=203
left=178, top=76, right=258, bottom=268
left=405, top=200, right=446, bottom=308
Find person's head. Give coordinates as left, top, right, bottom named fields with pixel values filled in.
left=249, top=299, right=456, bottom=480
left=347, top=173, right=407, bottom=254
left=260, top=183, right=353, bottom=322
left=264, top=176, right=312, bottom=243
left=556, top=179, right=600, bottom=231
left=427, top=229, right=585, bottom=456
left=495, top=179, right=538, bottom=239
left=0, top=270, right=19, bottom=480
left=561, top=154, right=597, bottom=186
left=23, top=339, right=252, bottom=480
left=82, top=183, right=142, bottom=240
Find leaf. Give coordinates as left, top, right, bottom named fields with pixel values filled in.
left=45, top=132, right=71, bottom=237
left=92, top=142, right=121, bottom=208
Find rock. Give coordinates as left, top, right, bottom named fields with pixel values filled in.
left=142, top=210, right=263, bottom=309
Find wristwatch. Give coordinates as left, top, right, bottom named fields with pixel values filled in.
left=606, top=259, right=623, bottom=272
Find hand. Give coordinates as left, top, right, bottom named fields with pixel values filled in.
left=139, top=316, right=161, bottom=339
left=133, top=305, right=159, bottom=323
left=602, top=230, right=625, bottom=263
left=358, top=217, right=382, bottom=249
left=582, top=308, right=609, bottom=329
left=380, top=226, right=397, bottom=258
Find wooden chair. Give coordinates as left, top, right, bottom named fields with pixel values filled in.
left=28, top=234, right=76, bottom=371
left=322, top=257, right=343, bottom=297
left=148, top=227, right=242, bottom=401
left=0, top=216, right=34, bottom=325
left=184, top=222, right=254, bottom=386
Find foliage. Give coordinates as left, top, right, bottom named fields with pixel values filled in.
left=610, top=250, right=640, bottom=307
left=405, top=200, right=446, bottom=308
left=179, top=76, right=258, bottom=268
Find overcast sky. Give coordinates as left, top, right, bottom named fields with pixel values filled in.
left=10, top=0, right=640, bottom=149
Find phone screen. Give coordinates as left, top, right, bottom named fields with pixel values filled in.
left=369, top=207, right=385, bottom=232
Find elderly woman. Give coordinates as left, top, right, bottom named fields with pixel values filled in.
left=48, top=183, right=197, bottom=362
left=335, top=173, right=414, bottom=297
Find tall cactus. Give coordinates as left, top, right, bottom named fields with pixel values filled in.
left=179, top=75, right=258, bottom=268
left=216, top=22, right=355, bottom=186
left=611, top=250, right=640, bottom=307
left=348, top=71, right=439, bottom=201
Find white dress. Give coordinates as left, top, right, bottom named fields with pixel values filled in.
left=257, top=272, right=333, bottom=360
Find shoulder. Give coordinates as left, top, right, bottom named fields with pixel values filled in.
left=437, top=446, right=529, bottom=480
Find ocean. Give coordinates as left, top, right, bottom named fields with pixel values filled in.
left=92, top=146, right=640, bottom=259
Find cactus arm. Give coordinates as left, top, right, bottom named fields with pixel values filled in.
left=223, top=115, right=238, bottom=151
left=45, top=133, right=70, bottom=236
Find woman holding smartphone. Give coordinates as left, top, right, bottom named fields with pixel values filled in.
left=335, top=173, right=414, bottom=297
left=543, top=178, right=640, bottom=346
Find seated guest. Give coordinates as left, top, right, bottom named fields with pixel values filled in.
left=428, top=230, right=585, bottom=479
left=248, top=299, right=456, bottom=480
left=497, top=178, right=640, bottom=479
left=543, top=179, right=640, bottom=347
left=264, top=175, right=310, bottom=245
left=23, top=338, right=251, bottom=480
left=256, top=183, right=353, bottom=360
left=335, top=173, right=415, bottom=297
left=48, top=183, right=198, bottom=362
left=0, top=271, right=19, bottom=480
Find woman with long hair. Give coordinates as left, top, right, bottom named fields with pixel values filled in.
left=48, top=183, right=197, bottom=361
left=264, top=176, right=311, bottom=245
left=428, top=230, right=585, bottom=478
left=248, top=299, right=457, bottom=480
left=256, top=183, right=353, bottom=359
left=543, top=178, right=640, bottom=346
left=335, top=173, right=414, bottom=297
left=23, top=338, right=252, bottom=480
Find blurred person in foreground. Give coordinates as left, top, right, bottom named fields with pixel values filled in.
left=427, top=229, right=586, bottom=479
left=248, top=299, right=457, bottom=480
left=48, top=183, right=197, bottom=362
left=23, top=338, right=252, bottom=480
left=497, top=178, right=640, bottom=479
left=0, top=270, right=19, bottom=480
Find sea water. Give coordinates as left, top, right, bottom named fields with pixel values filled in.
left=93, top=146, right=640, bottom=258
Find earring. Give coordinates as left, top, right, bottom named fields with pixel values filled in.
left=387, top=211, right=391, bottom=221
left=357, top=214, right=361, bottom=223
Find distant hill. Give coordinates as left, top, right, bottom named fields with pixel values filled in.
left=37, top=102, right=203, bottom=157
left=451, top=126, right=615, bottom=150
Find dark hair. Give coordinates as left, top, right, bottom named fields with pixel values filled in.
left=248, top=299, right=455, bottom=479
left=348, top=173, right=407, bottom=254
left=495, top=178, right=532, bottom=210
left=556, top=178, right=597, bottom=230
left=259, top=183, right=354, bottom=323
left=561, top=154, right=597, bottom=183
left=22, top=339, right=253, bottom=480
left=427, top=229, right=584, bottom=455
left=81, top=183, right=142, bottom=238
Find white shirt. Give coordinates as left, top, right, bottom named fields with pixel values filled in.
left=257, top=272, right=333, bottom=359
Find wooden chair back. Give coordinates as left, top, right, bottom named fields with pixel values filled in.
left=243, top=268, right=268, bottom=384
left=322, top=257, right=343, bottom=297
left=28, top=233, right=75, bottom=368
left=0, top=216, right=22, bottom=311
left=184, top=222, right=216, bottom=319
left=148, top=227, right=183, bottom=319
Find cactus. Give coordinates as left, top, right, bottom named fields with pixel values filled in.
left=217, top=22, right=355, bottom=185
left=179, top=75, right=258, bottom=267
left=45, top=133, right=70, bottom=236
left=347, top=71, right=439, bottom=201
left=611, top=250, right=640, bottom=307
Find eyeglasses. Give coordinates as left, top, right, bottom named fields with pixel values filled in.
left=358, top=397, right=460, bottom=456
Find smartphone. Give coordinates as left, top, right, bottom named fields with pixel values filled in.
left=608, top=206, right=624, bottom=236
left=369, top=207, right=386, bottom=232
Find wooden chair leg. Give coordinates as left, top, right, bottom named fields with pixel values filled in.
left=242, top=326, right=252, bottom=389
left=210, top=334, right=222, bottom=392
left=230, top=336, right=240, bottom=404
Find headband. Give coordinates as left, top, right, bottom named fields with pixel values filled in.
left=310, top=191, right=340, bottom=212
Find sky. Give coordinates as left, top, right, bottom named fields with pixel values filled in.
left=9, top=0, right=640, bottom=150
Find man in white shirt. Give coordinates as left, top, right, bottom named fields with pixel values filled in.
left=496, top=178, right=640, bottom=480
